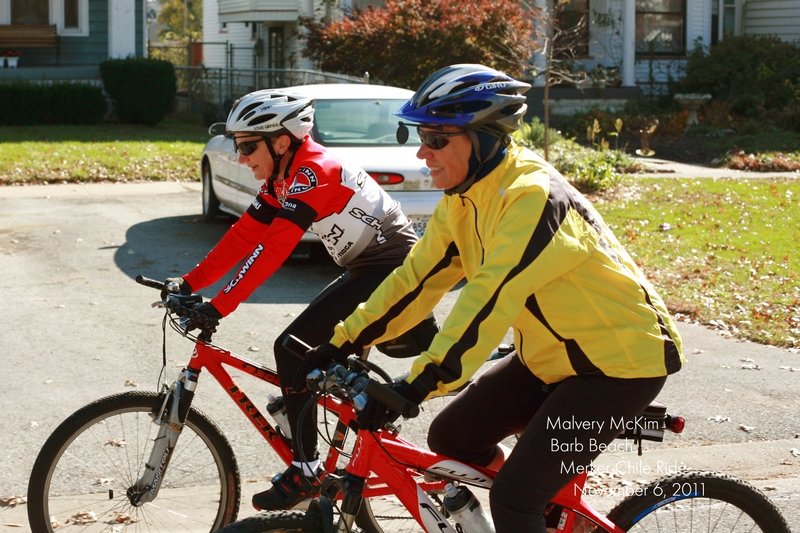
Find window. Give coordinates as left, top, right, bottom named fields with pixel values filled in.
left=711, top=0, right=736, bottom=45
left=11, top=0, right=47, bottom=24
left=63, top=0, right=78, bottom=29
left=554, top=0, right=590, bottom=59
left=3, top=0, right=89, bottom=35
left=636, top=0, right=686, bottom=55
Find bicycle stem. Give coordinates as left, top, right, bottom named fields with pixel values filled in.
left=127, top=367, right=199, bottom=506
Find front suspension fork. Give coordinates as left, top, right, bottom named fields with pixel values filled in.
left=127, top=367, right=199, bottom=506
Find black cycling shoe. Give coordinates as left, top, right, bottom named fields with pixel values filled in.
left=252, top=465, right=322, bottom=511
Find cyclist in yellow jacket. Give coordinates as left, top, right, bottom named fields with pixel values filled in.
left=304, top=64, right=684, bottom=532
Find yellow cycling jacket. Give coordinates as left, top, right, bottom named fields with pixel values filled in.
left=331, top=145, right=684, bottom=399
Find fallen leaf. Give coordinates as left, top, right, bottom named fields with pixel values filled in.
left=791, top=448, right=800, bottom=457
left=738, top=424, right=755, bottom=432
left=0, top=495, right=26, bottom=507
left=707, top=415, right=730, bottom=423
left=124, top=379, right=138, bottom=387
left=740, top=363, right=761, bottom=370
left=66, top=510, right=98, bottom=525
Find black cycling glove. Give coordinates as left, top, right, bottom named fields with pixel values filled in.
left=185, top=301, right=222, bottom=333
left=293, top=342, right=353, bottom=391
left=357, top=380, right=425, bottom=431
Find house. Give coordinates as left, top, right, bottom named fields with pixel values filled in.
left=201, top=0, right=799, bottom=108
left=0, top=0, right=146, bottom=83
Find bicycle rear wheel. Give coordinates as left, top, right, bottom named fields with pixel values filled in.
left=605, top=471, right=791, bottom=532
left=28, top=391, right=241, bottom=532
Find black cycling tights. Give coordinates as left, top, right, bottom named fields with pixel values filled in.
left=428, top=355, right=666, bottom=533
left=274, top=267, right=439, bottom=462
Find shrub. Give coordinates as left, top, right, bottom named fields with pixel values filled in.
left=674, top=35, right=800, bottom=118
left=556, top=145, right=625, bottom=193
left=0, top=82, right=105, bottom=125
left=300, top=0, right=535, bottom=89
left=513, top=116, right=564, bottom=149
left=100, top=58, right=176, bottom=126
left=776, top=103, right=800, bottom=133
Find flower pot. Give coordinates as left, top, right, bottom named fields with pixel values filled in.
left=6, top=56, right=19, bottom=68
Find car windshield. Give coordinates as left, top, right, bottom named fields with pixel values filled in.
left=313, top=98, right=421, bottom=147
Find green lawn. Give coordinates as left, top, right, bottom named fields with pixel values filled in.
left=595, top=178, right=799, bottom=349
left=0, top=119, right=208, bottom=184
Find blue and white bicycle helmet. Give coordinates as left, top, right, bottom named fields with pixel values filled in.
left=395, top=64, right=531, bottom=138
left=397, top=64, right=531, bottom=194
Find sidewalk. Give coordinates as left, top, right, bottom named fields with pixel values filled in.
left=630, top=156, right=800, bottom=179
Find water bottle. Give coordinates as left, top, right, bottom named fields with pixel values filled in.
left=443, top=483, right=495, bottom=533
left=266, top=394, right=292, bottom=440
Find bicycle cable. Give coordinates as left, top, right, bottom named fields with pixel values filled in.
left=155, top=309, right=169, bottom=390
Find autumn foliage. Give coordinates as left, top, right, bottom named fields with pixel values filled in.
left=300, top=0, right=537, bottom=89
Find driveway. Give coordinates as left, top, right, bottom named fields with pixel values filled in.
left=1, top=182, right=798, bottom=530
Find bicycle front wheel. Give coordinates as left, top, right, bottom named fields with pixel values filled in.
left=605, top=471, right=791, bottom=532
left=28, top=391, right=241, bottom=532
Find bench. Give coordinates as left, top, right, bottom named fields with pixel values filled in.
left=0, top=24, right=59, bottom=62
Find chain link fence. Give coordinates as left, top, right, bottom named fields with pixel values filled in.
left=149, top=42, right=366, bottom=124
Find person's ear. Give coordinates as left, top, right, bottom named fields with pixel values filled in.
left=275, top=134, right=292, bottom=155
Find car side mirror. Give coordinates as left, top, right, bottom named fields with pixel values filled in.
left=208, top=122, right=227, bottom=136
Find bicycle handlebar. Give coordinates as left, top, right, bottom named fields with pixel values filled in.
left=282, top=334, right=420, bottom=420
left=136, top=275, right=166, bottom=291
left=136, top=275, right=216, bottom=339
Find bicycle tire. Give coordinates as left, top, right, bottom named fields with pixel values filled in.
left=216, top=510, right=324, bottom=532
left=27, top=390, right=241, bottom=532
left=604, top=470, right=791, bottom=532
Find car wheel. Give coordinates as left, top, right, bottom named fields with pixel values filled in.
left=202, top=161, right=222, bottom=222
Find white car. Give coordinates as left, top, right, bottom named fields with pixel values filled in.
left=200, top=83, right=441, bottom=241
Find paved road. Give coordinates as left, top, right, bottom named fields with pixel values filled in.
left=1, top=182, right=798, bottom=530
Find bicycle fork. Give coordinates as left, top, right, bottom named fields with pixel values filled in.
left=127, top=367, right=199, bottom=506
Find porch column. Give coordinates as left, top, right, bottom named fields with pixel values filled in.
left=109, top=0, right=137, bottom=59
left=531, top=0, right=548, bottom=86
left=621, top=0, right=636, bottom=86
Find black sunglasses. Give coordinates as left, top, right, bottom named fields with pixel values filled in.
left=234, top=137, right=266, bottom=156
left=416, top=127, right=467, bottom=150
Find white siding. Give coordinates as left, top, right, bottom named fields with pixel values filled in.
left=744, top=0, right=800, bottom=41
left=203, top=0, right=255, bottom=69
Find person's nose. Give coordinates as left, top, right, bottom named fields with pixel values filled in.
left=238, top=153, right=248, bottom=164
left=416, top=144, right=430, bottom=160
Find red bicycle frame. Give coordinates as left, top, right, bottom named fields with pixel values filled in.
left=186, top=339, right=624, bottom=532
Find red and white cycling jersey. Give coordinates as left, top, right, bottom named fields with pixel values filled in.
left=184, top=138, right=416, bottom=316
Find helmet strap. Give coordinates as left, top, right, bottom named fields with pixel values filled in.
left=266, top=134, right=301, bottom=200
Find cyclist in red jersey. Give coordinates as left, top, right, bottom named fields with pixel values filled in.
left=163, top=90, right=438, bottom=511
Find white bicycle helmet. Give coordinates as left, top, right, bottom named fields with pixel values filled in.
left=226, top=89, right=314, bottom=141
